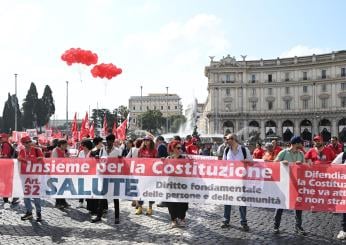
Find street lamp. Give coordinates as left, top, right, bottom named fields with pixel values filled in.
left=14, top=74, right=18, bottom=131
left=166, top=86, right=169, bottom=133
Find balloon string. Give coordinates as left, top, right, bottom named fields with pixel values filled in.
left=104, top=81, right=107, bottom=95
left=78, top=64, right=83, bottom=83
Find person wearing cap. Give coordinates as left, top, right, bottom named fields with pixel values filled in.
left=51, top=139, right=70, bottom=209
left=18, top=136, right=44, bottom=222
left=262, top=142, right=275, bottom=161
left=273, top=135, right=306, bottom=235
left=305, top=135, right=335, bottom=164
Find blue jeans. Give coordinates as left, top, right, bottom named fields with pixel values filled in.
left=24, top=198, right=41, bottom=213
left=223, top=205, right=247, bottom=225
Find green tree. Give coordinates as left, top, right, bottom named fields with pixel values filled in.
left=22, top=82, right=39, bottom=129
left=42, top=85, right=55, bottom=121
left=2, top=93, right=22, bottom=132
left=139, top=109, right=165, bottom=134
left=169, top=114, right=186, bottom=133
left=113, top=105, right=129, bottom=125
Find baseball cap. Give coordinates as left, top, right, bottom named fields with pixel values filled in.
left=290, top=136, right=303, bottom=144
left=21, top=136, right=32, bottom=144
left=313, top=135, right=322, bottom=142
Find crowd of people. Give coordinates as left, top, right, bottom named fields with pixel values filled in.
left=1, top=132, right=346, bottom=239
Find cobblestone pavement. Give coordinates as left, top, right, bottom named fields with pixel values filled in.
left=0, top=199, right=345, bottom=244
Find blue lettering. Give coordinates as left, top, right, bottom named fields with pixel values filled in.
left=57, top=178, right=77, bottom=195
left=109, top=178, right=125, bottom=196
left=78, top=178, right=91, bottom=195
left=46, top=178, right=58, bottom=195
left=125, top=179, right=138, bottom=197
left=92, top=178, right=108, bottom=195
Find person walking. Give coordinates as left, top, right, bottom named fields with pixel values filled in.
left=221, top=133, right=252, bottom=232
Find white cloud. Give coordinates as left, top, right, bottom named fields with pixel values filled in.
left=280, top=45, right=331, bottom=58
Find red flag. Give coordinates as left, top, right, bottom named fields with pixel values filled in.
left=116, top=118, right=128, bottom=140
left=112, top=120, right=117, bottom=138
left=80, top=112, right=90, bottom=139
left=71, top=112, right=78, bottom=141
left=89, top=121, right=95, bottom=138
left=102, top=114, right=108, bottom=136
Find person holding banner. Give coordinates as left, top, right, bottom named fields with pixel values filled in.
left=92, top=134, right=121, bottom=224
left=135, top=135, right=157, bottom=216
left=305, top=135, right=335, bottom=164
left=273, top=135, right=306, bottom=235
left=166, top=140, right=188, bottom=228
left=332, top=151, right=346, bottom=240
left=51, top=139, right=70, bottom=209
left=221, top=133, right=252, bottom=232
left=18, top=136, right=44, bottom=222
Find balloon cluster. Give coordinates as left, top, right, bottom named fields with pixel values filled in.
left=61, top=48, right=98, bottom=66
left=91, top=63, right=122, bottom=80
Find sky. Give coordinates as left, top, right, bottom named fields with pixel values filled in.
left=1, top=0, right=346, bottom=121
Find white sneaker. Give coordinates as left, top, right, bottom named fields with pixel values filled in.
left=3, top=202, right=10, bottom=210
left=337, top=230, right=346, bottom=239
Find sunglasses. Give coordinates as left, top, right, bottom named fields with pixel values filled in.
left=175, top=146, right=182, bottom=149
left=226, top=138, right=234, bottom=141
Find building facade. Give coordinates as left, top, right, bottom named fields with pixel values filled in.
left=128, top=93, right=182, bottom=131
left=203, top=51, right=346, bottom=143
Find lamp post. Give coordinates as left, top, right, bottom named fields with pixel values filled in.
left=66, top=81, right=69, bottom=134
left=166, top=86, right=169, bottom=133
left=14, top=74, right=18, bottom=131
left=140, top=85, right=143, bottom=129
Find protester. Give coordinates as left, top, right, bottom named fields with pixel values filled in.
left=273, top=135, right=306, bottom=235
left=272, top=139, right=282, bottom=158
left=18, top=136, right=44, bottom=222
left=186, top=137, right=199, bottom=155
left=262, top=142, right=275, bottom=161
left=217, top=136, right=228, bottom=160
left=327, top=136, right=343, bottom=156
left=305, top=135, right=335, bottom=164
left=92, top=134, right=121, bottom=223
left=166, top=140, right=188, bottom=228
left=221, top=133, right=252, bottom=232
left=332, top=151, right=346, bottom=239
left=136, top=135, right=157, bottom=215
left=252, top=142, right=264, bottom=159
left=51, top=139, right=70, bottom=209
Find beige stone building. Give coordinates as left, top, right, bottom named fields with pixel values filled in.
left=203, top=51, right=346, bottom=142
left=128, top=93, right=182, bottom=131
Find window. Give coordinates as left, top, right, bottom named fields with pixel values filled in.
left=342, top=98, right=346, bottom=107
left=322, top=84, right=327, bottom=92
left=303, top=72, right=307, bottom=80
left=154, top=106, right=156, bottom=110
left=285, top=72, right=289, bottom=81
left=175, top=106, right=177, bottom=110
left=161, top=106, right=163, bottom=110
left=342, top=68, right=346, bottom=77
left=226, top=88, right=230, bottom=95
left=226, top=74, right=230, bottom=83
left=133, top=118, right=136, bottom=123
left=251, top=74, right=256, bottom=83
left=268, top=88, right=273, bottom=95
left=303, top=86, right=308, bottom=93
left=285, top=87, right=290, bottom=94
left=140, top=106, right=142, bottom=111
left=322, top=69, right=326, bottom=79
left=252, top=102, right=257, bottom=110
left=303, top=100, right=308, bottom=109
left=147, top=106, right=150, bottom=110
left=168, top=106, right=170, bottom=110
left=268, top=101, right=273, bottom=110
left=342, top=83, right=346, bottom=90
left=268, top=74, right=272, bottom=82
left=252, top=88, right=256, bottom=95
left=133, top=106, right=135, bottom=110
left=321, top=98, right=327, bottom=108
left=285, top=101, right=291, bottom=110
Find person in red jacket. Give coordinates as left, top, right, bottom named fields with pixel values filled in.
left=186, top=137, right=199, bottom=155
left=18, top=136, right=44, bottom=222
left=305, top=135, right=335, bottom=164
left=327, top=136, right=343, bottom=156
left=272, top=139, right=282, bottom=158
left=252, top=142, right=265, bottom=159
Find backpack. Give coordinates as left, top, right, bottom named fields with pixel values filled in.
left=224, top=146, right=247, bottom=160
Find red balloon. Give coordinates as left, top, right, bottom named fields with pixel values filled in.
left=61, top=48, right=98, bottom=66
left=90, top=63, right=122, bottom=80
